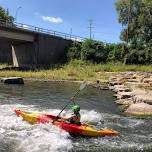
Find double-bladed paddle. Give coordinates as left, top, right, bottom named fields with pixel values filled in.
left=52, top=81, right=87, bottom=122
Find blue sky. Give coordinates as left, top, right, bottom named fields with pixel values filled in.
left=0, top=0, right=122, bottom=43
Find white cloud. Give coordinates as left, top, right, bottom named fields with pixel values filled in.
left=42, top=16, right=63, bottom=24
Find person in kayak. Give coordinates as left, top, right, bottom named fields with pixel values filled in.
left=60, top=105, right=81, bottom=125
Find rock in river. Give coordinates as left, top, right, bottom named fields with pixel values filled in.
left=125, top=103, right=152, bottom=116
left=0, top=77, right=24, bottom=84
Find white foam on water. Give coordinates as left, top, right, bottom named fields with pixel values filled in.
left=1, top=102, right=148, bottom=152
left=0, top=128, right=5, bottom=134
left=114, top=116, right=144, bottom=129
left=101, top=112, right=144, bottom=128
left=127, top=118, right=144, bottom=128
left=41, top=109, right=64, bottom=116
left=15, top=124, right=72, bottom=152
left=92, top=136, right=144, bottom=151
left=80, top=110, right=103, bottom=124
left=0, top=104, right=73, bottom=152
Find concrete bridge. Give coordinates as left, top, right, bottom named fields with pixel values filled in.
left=0, top=20, right=84, bottom=67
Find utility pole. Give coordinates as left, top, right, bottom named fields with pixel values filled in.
left=89, top=19, right=93, bottom=40
left=70, top=28, right=72, bottom=39
left=15, top=6, right=22, bottom=22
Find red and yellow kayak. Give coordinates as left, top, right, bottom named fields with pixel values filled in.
left=14, top=109, right=119, bottom=137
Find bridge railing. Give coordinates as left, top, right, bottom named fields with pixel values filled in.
left=0, top=19, right=85, bottom=42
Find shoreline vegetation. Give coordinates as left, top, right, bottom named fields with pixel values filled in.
left=0, top=60, right=152, bottom=81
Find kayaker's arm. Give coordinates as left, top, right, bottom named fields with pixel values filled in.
left=60, top=116, right=73, bottom=121
left=57, top=114, right=75, bottom=123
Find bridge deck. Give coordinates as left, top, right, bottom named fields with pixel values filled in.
left=0, top=19, right=84, bottom=42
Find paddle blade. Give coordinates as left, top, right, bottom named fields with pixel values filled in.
left=80, top=81, right=87, bottom=90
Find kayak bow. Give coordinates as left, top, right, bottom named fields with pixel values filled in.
left=14, top=109, right=119, bottom=137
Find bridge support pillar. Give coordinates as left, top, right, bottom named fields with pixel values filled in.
left=11, top=42, right=35, bottom=67
left=12, top=45, right=19, bottom=67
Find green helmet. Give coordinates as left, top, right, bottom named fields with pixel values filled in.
left=72, top=105, right=80, bottom=113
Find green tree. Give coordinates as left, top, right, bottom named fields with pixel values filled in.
left=67, top=41, right=82, bottom=60
left=0, top=6, right=14, bottom=22
left=107, top=43, right=127, bottom=63
left=115, top=0, right=152, bottom=46
left=81, top=39, right=108, bottom=63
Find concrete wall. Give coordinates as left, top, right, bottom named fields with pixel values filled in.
left=37, top=34, right=72, bottom=65
left=0, top=41, right=12, bottom=63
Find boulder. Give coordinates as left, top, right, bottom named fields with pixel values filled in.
left=109, top=76, right=117, bottom=81
left=0, top=77, right=24, bottom=84
left=125, top=82, right=143, bottom=87
left=115, top=98, right=133, bottom=105
left=113, top=85, right=131, bottom=93
left=133, top=94, right=152, bottom=105
left=143, top=78, right=152, bottom=83
left=125, top=103, right=152, bottom=116
left=117, top=92, right=133, bottom=99
left=127, top=79, right=140, bottom=83
left=109, top=81, right=122, bottom=86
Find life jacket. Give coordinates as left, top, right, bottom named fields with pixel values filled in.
left=69, top=113, right=81, bottom=125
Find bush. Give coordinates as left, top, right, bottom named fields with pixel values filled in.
left=81, top=39, right=109, bottom=63
left=67, top=42, right=82, bottom=61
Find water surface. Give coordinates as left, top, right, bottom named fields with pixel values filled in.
left=0, top=81, right=151, bottom=152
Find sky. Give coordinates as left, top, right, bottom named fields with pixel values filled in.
left=0, top=0, right=122, bottom=43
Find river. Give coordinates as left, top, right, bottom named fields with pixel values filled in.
left=0, top=81, right=151, bottom=152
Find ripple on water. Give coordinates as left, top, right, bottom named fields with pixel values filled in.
left=0, top=82, right=152, bottom=152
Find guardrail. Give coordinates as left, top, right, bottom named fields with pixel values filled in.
left=0, top=19, right=85, bottom=42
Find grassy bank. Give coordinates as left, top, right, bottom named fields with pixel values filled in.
left=0, top=60, right=152, bottom=81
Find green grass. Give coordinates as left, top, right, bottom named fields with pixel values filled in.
left=0, top=60, right=152, bottom=81
left=0, top=63, right=10, bottom=69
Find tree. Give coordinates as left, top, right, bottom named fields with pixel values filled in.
left=0, top=6, right=14, bottom=22
left=67, top=41, right=82, bottom=60
left=107, top=43, right=128, bottom=63
left=81, top=39, right=108, bottom=63
left=115, top=0, right=152, bottom=46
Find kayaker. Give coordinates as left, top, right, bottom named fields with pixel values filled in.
left=60, top=105, right=81, bottom=125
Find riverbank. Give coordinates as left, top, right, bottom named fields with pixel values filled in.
left=0, top=60, right=152, bottom=82
left=109, top=72, right=152, bottom=117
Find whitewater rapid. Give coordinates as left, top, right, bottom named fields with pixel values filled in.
left=0, top=103, right=103, bottom=152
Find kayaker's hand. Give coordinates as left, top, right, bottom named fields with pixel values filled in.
left=56, top=116, right=60, bottom=119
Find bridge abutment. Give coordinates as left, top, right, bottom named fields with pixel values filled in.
left=36, top=34, right=71, bottom=65
left=12, top=42, right=35, bottom=67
